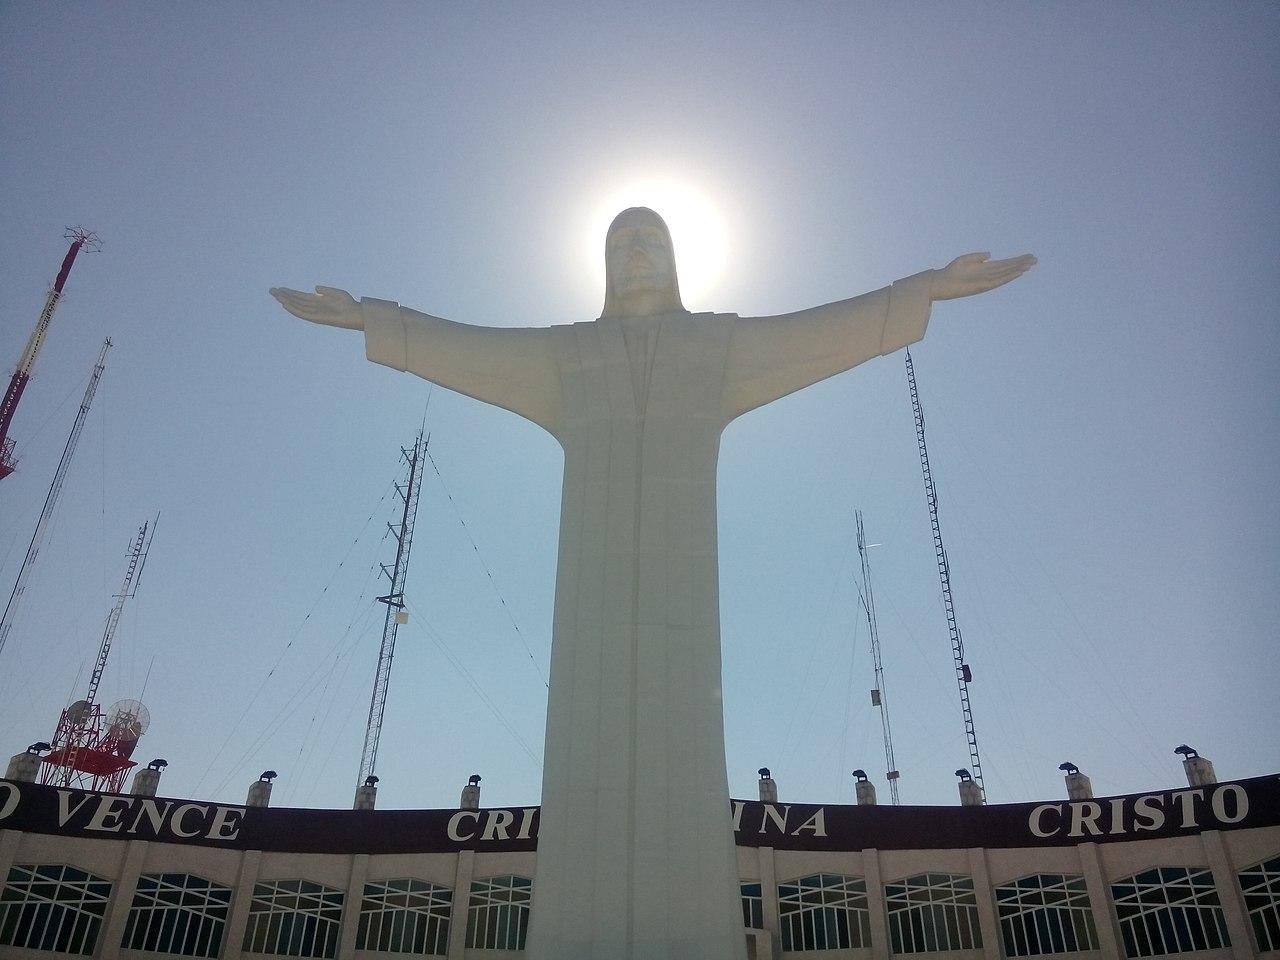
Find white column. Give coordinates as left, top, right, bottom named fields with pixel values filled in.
left=967, top=847, right=1001, bottom=960
left=861, top=848, right=891, bottom=958
left=447, top=850, right=475, bottom=960
left=1200, top=830, right=1255, bottom=959
left=337, top=854, right=368, bottom=958
left=220, top=849, right=261, bottom=960
left=96, top=839, right=148, bottom=960
left=756, top=846, right=780, bottom=956
left=1077, top=842, right=1122, bottom=960
left=0, top=829, right=19, bottom=882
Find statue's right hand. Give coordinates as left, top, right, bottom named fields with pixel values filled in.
left=269, top=286, right=363, bottom=330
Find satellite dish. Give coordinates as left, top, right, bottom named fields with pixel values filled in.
left=66, top=699, right=92, bottom=726
left=106, top=699, right=151, bottom=757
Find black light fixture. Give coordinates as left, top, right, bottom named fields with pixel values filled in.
left=259, top=770, right=278, bottom=782
left=26, top=742, right=50, bottom=755
left=955, top=768, right=972, bottom=782
left=468, top=774, right=482, bottom=786
left=1059, top=761, right=1079, bottom=775
left=851, top=769, right=868, bottom=782
left=364, top=775, right=379, bottom=787
left=758, top=767, right=771, bottom=779
left=1174, top=744, right=1199, bottom=760
left=147, top=758, right=168, bottom=771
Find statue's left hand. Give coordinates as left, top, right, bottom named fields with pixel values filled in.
left=929, top=252, right=1037, bottom=301
left=269, top=286, right=363, bottom=330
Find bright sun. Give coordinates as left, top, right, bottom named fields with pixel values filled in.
left=584, top=179, right=729, bottom=310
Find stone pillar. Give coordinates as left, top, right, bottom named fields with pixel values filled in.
left=5, top=751, right=40, bottom=782
left=1065, top=771, right=1093, bottom=800
left=246, top=774, right=274, bottom=808
left=967, top=847, right=1001, bottom=960
left=337, top=854, right=369, bottom=959
left=755, top=846, right=780, bottom=957
left=1200, top=830, right=1253, bottom=959
left=1076, top=842, right=1122, bottom=960
left=1183, top=755, right=1217, bottom=787
left=447, top=850, right=475, bottom=960
left=757, top=769, right=778, bottom=804
left=220, top=849, right=261, bottom=960
left=97, top=839, right=149, bottom=960
left=130, top=767, right=162, bottom=797
left=353, top=780, right=377, bottom=810
left=861, top=848, right=891, bottom=958
left=0, top=829, right=20, bottom=885
left=460, top=775, right=481, bottom=811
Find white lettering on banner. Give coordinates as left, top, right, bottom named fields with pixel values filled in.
left=128, top=800, right=172, bottom=835
left=1029, top=803, right=1062, bottom=838
left=1068, top=801, right=1103, bottom=837
left=730, top=801, right=744, bottom=832
left=482, top=810, right=515, bottom=841
left=57, top=791, right=93, bottom=826
left=1173, top=789, right=1204, bottom=829
left=516, top=808, right=537, bottom=840
left=759, top=805, right=789, bottom=834
left=171, top=804, right=208, bottom=838
left=84, top=796, right=130, bottom=833
left=1211, top=784, right=1248, bottom=824
left=793, top=809, right=827, bottom=838
left=1108, top=797, right=1126, bottom=835
left=0, top=782, right=19, bottom=821
left=1133, top=795, right=1165, bottom=832
left=206, top=806, right=243, bottom=841
left=447, top=811, right=480, bottom=842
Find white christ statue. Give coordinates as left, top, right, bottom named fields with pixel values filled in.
left=272, top=208, right=1034, bottom=959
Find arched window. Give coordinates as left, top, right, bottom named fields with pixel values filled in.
left=740, top=882, right=763, bottom=929
left=994, top=874, right=1099, bottom=957
left=122, top=873, right=232, bottom=958
left=0, top=863, right=112, bottom=956
left=465, top=875, right=531, bottom=951
left=1110, top=866, right=1230, bottom=958
left=777, top=873, right=871, bottom=951
left=1237, top=854, right=1280, bottom=953
left=242, top=878, right=344, bottom=959
left=884, top=872, right=981, bottom=954
left=357, top=878, right=451, bottom=955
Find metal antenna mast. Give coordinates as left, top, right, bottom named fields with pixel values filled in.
left=358, top=431, right=427, bottom=785
left=85, top=518, right=157, bottom=709
left=905, top=349, right=986, bottom=800
left=0, top=339, right=112, bottom=661
left=0, top=229, right=100, bottom=480
left=856, top=510, right=901, bottom=804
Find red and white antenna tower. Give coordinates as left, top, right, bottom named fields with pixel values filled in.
left=0, top=228, right=100, bottom=481
left=39, top=517, right=158, bottom=793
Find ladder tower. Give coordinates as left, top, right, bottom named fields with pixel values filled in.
left=0, top=229, right=100, bottom=480
left=357, top=431, right=427, bottom=786
left=856, top=510, right=901, bottom=804
left=0, top=340, right=112, bottom=661
left=905, top=349, right=986, bottom=800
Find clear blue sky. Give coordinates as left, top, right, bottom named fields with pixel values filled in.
left=2, top=3, right=1277, bottom=812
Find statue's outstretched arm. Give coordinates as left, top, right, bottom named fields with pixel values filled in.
left=271, top=286, right=563, bottom=436
left=720, top=252, right=1034, bottom=420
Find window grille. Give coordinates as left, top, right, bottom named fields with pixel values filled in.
left=740, top=882, right=763, bottom=929
left=122, top=872, right=232, bottom=958
left=884, top=872, right=982, bottom=954
left=1111, top=866, right=1230, bottom=958
left=0, top=863, right=112, bottom=956
left=1238, top=855, right=1280, bottom=953
left=357, top=878, right=451, bottom=955
left=995, top=874, right=1099, bottom=957
left=465, top=875, right=532, bottom=951
left=242, top=878, right=344, bottom=958
left=777, top=873, right=871, bottom=951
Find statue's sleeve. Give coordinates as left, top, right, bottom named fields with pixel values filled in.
left=721, top=271, right=932, bottom=420
left=361, top=298, right=563, bottom=436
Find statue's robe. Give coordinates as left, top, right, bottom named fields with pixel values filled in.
left=361, top=273, right=931, bottom=959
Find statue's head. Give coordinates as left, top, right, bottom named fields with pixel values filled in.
left=601, top=207, right=685, bottom=319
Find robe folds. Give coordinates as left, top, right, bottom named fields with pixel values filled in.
left=361, top=273, right=931, bottom=959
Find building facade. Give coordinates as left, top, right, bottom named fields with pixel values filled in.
left=0, top=773, right=1277, bottom=959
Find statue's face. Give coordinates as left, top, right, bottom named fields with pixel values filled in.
left=606, top=209, right=677, bottom=298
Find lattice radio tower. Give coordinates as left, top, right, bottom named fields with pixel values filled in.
left=905, top=349, right=986, bottom=800
left=0, top=228, right=100, bottom=481
left=40, top=517, right=158, bottom=792
left=358, top=431, right=427, bottom=786
left=0, top=340, right=111, bottom=662
left=856, top=510, right=901, bottom=804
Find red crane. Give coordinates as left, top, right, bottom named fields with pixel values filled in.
left=0, top=228, right=99, bottom=481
